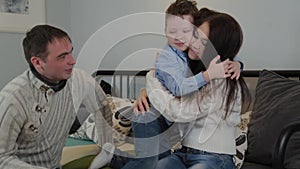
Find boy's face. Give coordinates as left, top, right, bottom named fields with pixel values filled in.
left=165, top=15, right=194, bottom=52
left=188, top=22, right=210, bottom=60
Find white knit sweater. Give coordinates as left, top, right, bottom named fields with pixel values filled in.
left=0, top=68, right=112, bottom=169
left=146, top=70, right=241, bottom=155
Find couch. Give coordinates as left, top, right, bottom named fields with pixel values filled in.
left=61, top=69, right=300, bottom=169
left=238, top=70, right=300, bottom=169
left=242, top=121, right=300, bottom=169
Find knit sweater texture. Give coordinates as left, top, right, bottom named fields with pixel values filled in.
left=0, top=68, right=112, bottom=169
left=146, top=70, right=241, bottom=155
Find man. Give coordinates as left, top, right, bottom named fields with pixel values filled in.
left=0, top=24, right=112, bottom=169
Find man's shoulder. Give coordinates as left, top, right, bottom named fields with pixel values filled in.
left=1, top=70, right=29, bottom=91
left=70, top=68, right=96, bottom=86
left=0, top=71, right=30, bottom=102
left=71, top=68, right=91, bottom=78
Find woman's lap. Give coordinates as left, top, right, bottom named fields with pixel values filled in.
left=156, top=147, right=235, bottom=169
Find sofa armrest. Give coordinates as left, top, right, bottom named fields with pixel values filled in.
left=272, top=121, right=300, bottom=169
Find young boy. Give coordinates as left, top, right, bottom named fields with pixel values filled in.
left=155, top=0, right=241, bottom=99
left=89, top=2, right=200, bottom=169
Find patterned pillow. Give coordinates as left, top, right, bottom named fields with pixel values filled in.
left=233, top=111, right=252, bottom=169
left=69, top=96, right=134, bottom=146
left=108, top=96, right=134, bottom=145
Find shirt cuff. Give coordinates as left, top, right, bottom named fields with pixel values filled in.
left=195, top=72, right=207, bottom=89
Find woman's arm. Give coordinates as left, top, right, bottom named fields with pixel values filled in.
left=146, top=70, right=207, bottom=122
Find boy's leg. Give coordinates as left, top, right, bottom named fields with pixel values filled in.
left=89, top=109, right=160, bottom=169
left=123, top=108, right=160, bottom=169
left=158, top=117, right=182, bottom=160
left=108, top=149, right=135, bottom=169
left=157, top=116, right=173, bottom=159
left=110, top=106, right=182, bottom=169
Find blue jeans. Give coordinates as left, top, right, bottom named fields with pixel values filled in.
left=110, top=107, right=179, bottom=169
left=155, top=146, right=235, bottom=169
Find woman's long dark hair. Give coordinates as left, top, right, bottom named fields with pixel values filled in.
left=191, top=8, right=251, bottom=118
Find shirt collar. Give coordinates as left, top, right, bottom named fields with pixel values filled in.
left=167, top=44, right=188, bottom=61
left=29, top=65, right=67, bottom=93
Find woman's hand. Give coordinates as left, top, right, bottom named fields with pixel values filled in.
left=203, top=55, right=231, bottom=82
left=133, top=88, right=150, bottom=115
left=227, top=61, right=241, bottom=80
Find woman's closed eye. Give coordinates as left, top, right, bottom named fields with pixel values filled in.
left=201, top=38, right=208, bottom=46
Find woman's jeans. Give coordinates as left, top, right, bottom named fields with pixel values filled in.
left=155, top=146, right=235, bottom=169
left=110, top=106, right=181, bottom=169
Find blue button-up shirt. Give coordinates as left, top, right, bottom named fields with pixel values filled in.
left=155, top=45, right=207, bottom=97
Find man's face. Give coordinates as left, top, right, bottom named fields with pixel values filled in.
left=34, top=38, right=76, bottom=83
left=165, top=14, right=194, bottom=52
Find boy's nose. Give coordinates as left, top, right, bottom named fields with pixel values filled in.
left=174, top=32, right=184, bottom=40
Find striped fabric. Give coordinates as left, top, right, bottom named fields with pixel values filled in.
left=0, top=68, right=112, bottom=169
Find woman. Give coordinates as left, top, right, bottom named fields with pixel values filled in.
left=146, top=8, right=251, bottom=169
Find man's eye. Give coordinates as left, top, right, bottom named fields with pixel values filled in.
left=58, top=55, right=66, bottom=59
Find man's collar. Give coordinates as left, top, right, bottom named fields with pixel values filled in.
left=29, top=65, right=67, bottom=92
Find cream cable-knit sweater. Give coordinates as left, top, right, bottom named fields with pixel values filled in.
left=0, top=68, right=112, bottom=169
left=146, top=70, right=241, bottom=155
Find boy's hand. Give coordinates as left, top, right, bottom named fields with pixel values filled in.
left=203, top=55, right=231, bottom=82
left=227, top=61, right=241, bottom=80
left=134, top=88, right=150, bottom=115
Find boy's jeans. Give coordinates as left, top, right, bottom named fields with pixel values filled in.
left=110, top=106, right=181, bottom=169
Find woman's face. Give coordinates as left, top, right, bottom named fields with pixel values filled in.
left=188, top=22, right=210, bottom=60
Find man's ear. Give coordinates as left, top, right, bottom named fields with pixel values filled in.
left=31, top=56, right=42, bottom=70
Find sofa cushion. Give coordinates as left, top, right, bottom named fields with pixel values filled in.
left=69, top=96, right=133, bottom=146
left=234, top=111, right=252, bottom=169
left=241, top=162, right=272, bottom=169
left=245, top=70, right=300, bottom=168
left=62, top=155, right=112, bottom=169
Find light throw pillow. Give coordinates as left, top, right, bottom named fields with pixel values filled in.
left=246, top=70, right=300, bottom=168
left=69, top=96, right=134, bottom=146
left=233, top=111, right=252, bottom=169
left=108, top=96, right=134, bottom=145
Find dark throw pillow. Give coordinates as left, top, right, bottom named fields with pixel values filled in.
left=246, top=70, right=300, bottom=168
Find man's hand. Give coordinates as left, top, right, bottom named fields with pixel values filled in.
left=133, top=88, right=150, bottom=115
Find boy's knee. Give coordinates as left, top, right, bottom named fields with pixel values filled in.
left=133, top=111, right=160, bottom=124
